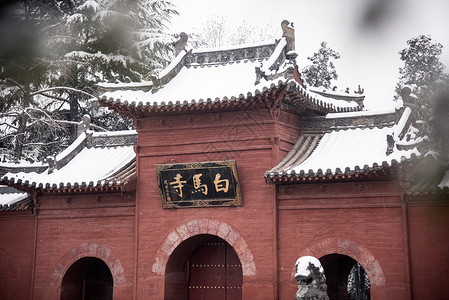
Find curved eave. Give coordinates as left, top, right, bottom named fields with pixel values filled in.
left=99, top=80, right=364, bottom=118
left=0, top=196, right=33, bottom=212
left=100, top=80, right=288, bottom=117
left=284, top=81, right=364, bottom=116
left=1, top=177, right=131, bottom=194
left=265, top=155, right=419, bottom=184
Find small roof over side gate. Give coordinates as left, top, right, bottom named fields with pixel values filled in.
left=266, top=88, right=449, bottom=195
left=1, top=130, right=137, bottom=194
left=0, top=185, right=33, bottom=212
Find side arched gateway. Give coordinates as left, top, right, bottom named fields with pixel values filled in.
left=50, top=243, right=125, bottom=298
left=60, top=257, right=113, bottom=300
left=293, top=238, right=385, bottom=299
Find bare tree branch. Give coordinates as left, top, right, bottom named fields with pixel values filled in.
left=23, top=141, right=59, bottom=146
left=38, top=92, right=71, bottom=103
left=0, top=122, right=19, bottom=130
left=31, top=87, right=97, bottom=98
left=4, top=78, right=26, bottom=92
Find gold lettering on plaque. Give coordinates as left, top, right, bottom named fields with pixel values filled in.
left=192, top=173, right=208, bottom=195
left=170, top=174, right=187, bottom=198
left=213, top=173, right=229, bottom=193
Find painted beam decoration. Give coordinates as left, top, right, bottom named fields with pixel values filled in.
left=155, top=161, right=242, bottom=208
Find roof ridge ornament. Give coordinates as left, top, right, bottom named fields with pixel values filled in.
left=174, top=32, right=188, bottom=56
left=76, top=114, right=91, bottom=138
left=281, top=20, right=295, bottom=53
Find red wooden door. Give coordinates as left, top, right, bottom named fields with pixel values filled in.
left=187, top=236, right=242, bottom=300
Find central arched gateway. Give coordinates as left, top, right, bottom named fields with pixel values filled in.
left=60, top=257, right=113, bottom=300
left=165, top=234, right=242, bottom=300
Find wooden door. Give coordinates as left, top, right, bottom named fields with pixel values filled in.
left=84, top=260, right=113, bottom=300
left=187, top=236, right=242, bottom=300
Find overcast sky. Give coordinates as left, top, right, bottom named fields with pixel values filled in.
left=168, top=0, right=449, bottom=112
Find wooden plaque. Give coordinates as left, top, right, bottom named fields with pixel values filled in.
left=155, top=160, right=242, bottom=208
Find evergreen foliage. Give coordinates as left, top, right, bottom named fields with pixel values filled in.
left=347, top=263, right=370, bottom=300
left=302, top=41, right=341, bottom=89
left=0, top=0, right=74, bottom=160
left=395, top=35, right=447, bottom=120
left=0, top=0, right=178, bottom=161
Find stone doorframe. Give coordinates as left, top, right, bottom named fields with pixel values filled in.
left=152, top=219, right=256, bottom=276
left=50, top=243, right=125, bottom=289
left=292, top=237, right=386, bottom=287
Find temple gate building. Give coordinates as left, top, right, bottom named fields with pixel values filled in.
left=1, top=21, right=449, bottom=300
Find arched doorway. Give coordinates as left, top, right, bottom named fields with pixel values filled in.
left=319, top=254, right=370, bottom=300
left=165, top=234, right=242, bottom=300
left=61, top=257, right=113, bottom=300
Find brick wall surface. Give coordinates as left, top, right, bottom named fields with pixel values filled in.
left=3, top=105, right=449, bottom=300
left=32, top=193, right=136, bottom=299
left=0, top=215, right=35, bottom=300
left=135, top=108, right=299, bottom=299
left=277, top=180, right=409, bottom=299
left=407, top=199, right=449, bottom=300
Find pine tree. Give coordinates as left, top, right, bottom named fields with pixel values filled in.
left=395, top=35, right=447, bottom=120
left=302, top=41, right=341, bottom=89
left=0, top=0, right=178, bottom=161
left=56, top=0, right=179, bottom=137
left=347, top=263, right=370, bottom=300
left=0, top=0, right=76, bottom=160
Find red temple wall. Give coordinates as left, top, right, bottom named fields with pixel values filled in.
left=2, top=107, right=449, bottom=299
left=135, top=108, right=300, bottom=299
left=276, top=179, right=410, bottom=299
left=0, top=214, right=35, bottom=300
left=407, top=197, right=449, bottom=299
left=30, top=193, right=136, bottom=300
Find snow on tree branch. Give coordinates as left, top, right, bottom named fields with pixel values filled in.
left=31, top=86, right=96, bottom=99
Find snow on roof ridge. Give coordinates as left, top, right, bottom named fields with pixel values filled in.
left=92, top=130, right=137, bottom=138
left=158, top=49, right=188, bottom=79
left=192, top=40, right=275, bottom=54
left=0, top=160, right=47, bottom=168
left=97, top=80, right=153, bottom=88
left=393, top=107, right=411, bottom=140
left=55, top=132, right=86, bottom=162
left=261, top=37, right=287, bottom=73
left=325, top=109, right=395, bottom=119
left=309, top=86, right=365, bottom=97
left=305, top=87, right=360, bottom=109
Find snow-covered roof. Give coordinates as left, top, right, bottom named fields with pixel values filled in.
left=0, top=159, right=48, bottom=176
left=402, top=151, right=449, bottom=195
left=100, top=29, right=364, bottom=116
left=308, top=87, right=365, bottom=103
left=1, top=130, right=137, bottom=193
left=266, top=108, right=421, bottom=181
left=0, top=185, right=32, bottom=211
left=0, top=191, right=28, bottom=205
left=103, top=58, right=274, bottom=105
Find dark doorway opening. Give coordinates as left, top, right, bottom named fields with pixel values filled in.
left=61, top=257, right=113, bottom=300
left=165, top=234, right=242, bottom=300
left=319, top=254, right=370, bottom=300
